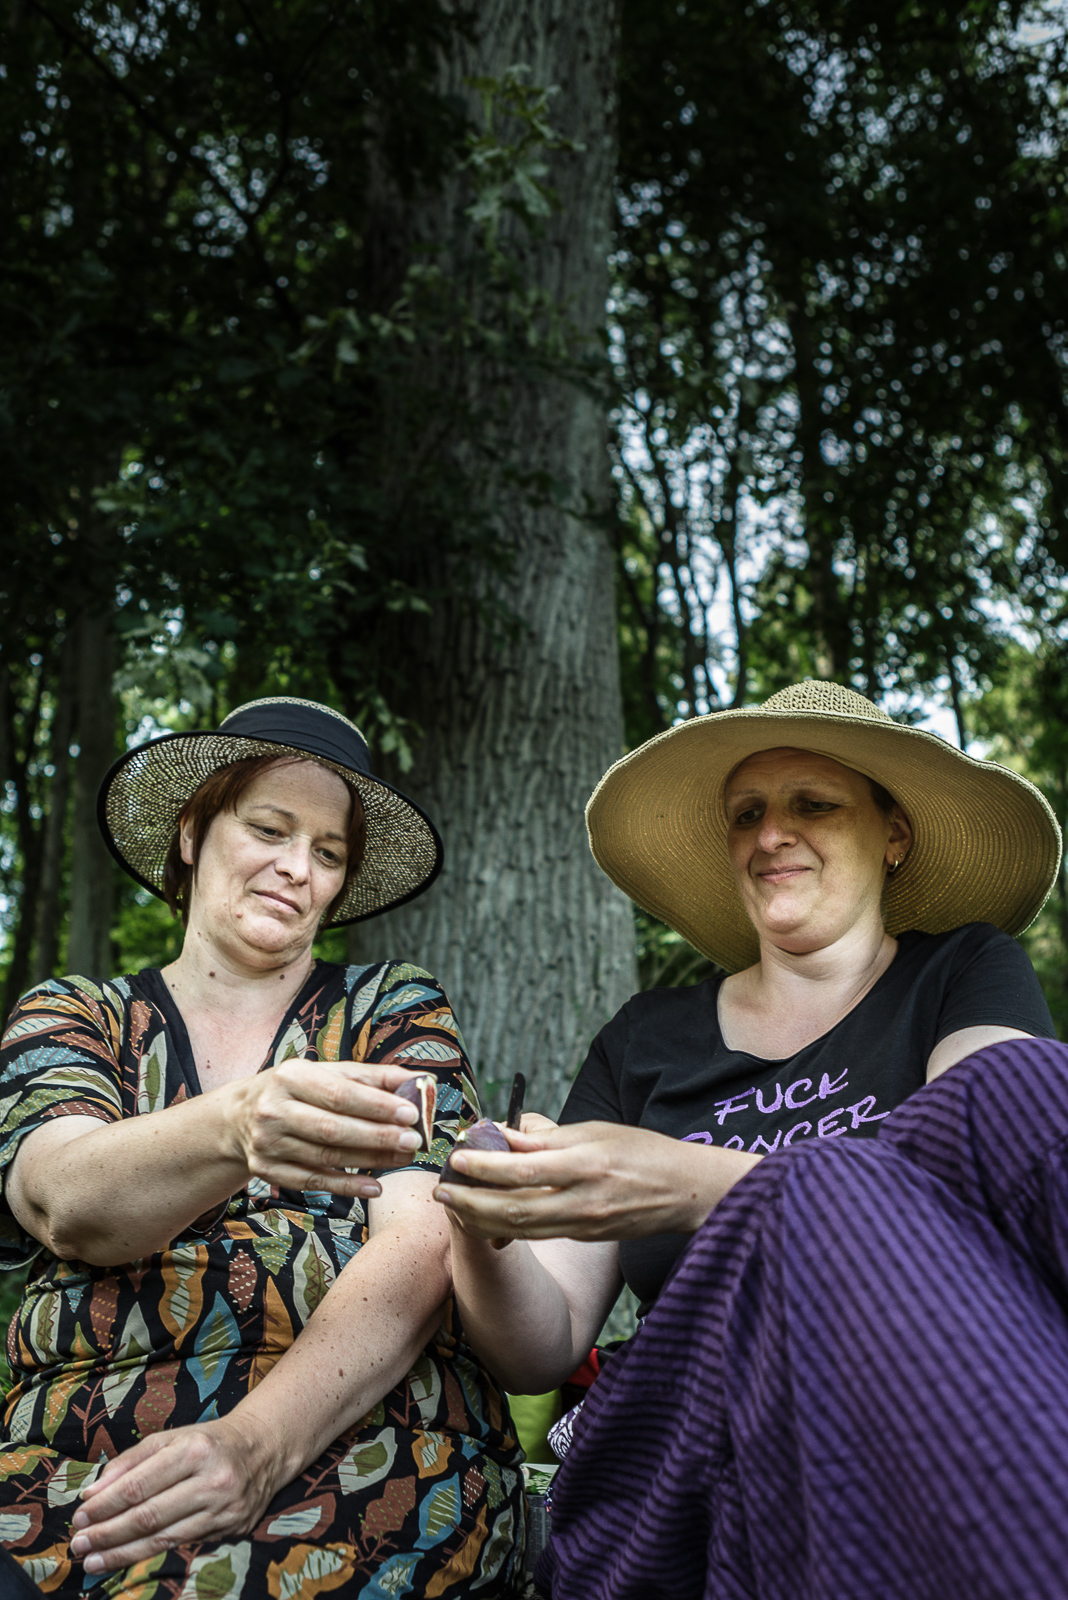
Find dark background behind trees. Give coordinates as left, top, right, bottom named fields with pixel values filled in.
left=4, top=0, right=1068, bottom=1118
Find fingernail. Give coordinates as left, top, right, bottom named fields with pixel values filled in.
left=72, top=1510, right=89, bottom=1530
left=397, top=1130, right=421, bottom=1151
left=84, top=1554, right=104, bottom=1573
left=394, top=1104, right=417, bottom=1126
left=358, top=1184, right=381, bottom=1198
left=435, top=1188, right=452, bottom=1206
left=449, top=1152, right=468, bottom=1173
left=71, top=1535, right=90, bottom=1555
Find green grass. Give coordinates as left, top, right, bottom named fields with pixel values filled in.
left=0, top=1265, right=30, bottom=1394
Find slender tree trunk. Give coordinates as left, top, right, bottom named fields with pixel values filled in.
left=945, top=652, right=968, bottom=750
left=784, top=297, right=842, bottom=678
left=350, top=0, right=636, bottom=1114
left=2, top=664, right=46, bottom=1017
left=31, top=628, right=77, bottom=984
left=67, top=613, right=116, bottom=977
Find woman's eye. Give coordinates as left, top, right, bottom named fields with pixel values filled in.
left=256, top=825, right=283, bottom=839
left=799, top=799, right=835, bottom=813
left=732, top=806, right=763, bottom=826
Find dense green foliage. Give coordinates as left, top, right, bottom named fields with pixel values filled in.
left=609, top=0, right=1068, bottom=1026
left=1, top=3, right=577, bottom=1003
left=2, top=0, right=1067, bottom=1023
left=612, top=0, right=1068, bottom=715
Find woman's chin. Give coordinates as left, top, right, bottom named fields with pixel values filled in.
left=227, top=913, right=313, bottom=963
left=752, top=899, right=813, bottom=939
left=754, top=911, right=835, bottom=954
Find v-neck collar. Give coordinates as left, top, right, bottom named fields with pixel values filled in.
left=133, top=962, right=329, bottom=1095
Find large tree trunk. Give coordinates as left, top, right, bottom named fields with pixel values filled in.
left=67, top=612, right=116, bottom=977
left=350, top=0, right=637, bottom=1115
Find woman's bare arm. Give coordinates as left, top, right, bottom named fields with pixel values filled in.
left=925, top=1026, right=1034, bottom=1082
left=446, top=1227, right=623, bottom=1393
left=70, top=1171, right=450, bottom=1573
left=435, top=1121, right=759, bottom=1388
left=4, top=1063, right=427, bottom=1264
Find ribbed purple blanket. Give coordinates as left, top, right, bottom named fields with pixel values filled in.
left=539, top=1037, right=1068, bottom=1599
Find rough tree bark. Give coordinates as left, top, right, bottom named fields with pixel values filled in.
left=349, top=0, right=637, bottom=1115
left=66, top=613, right=116, bottom=977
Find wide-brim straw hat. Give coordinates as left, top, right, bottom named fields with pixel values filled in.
left=98, top=696, right=443, bottom=927
left=586, top=679, right=1063, bottom=973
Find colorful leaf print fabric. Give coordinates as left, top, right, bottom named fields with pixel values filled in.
left=0, top=962, right=525, bottom=1597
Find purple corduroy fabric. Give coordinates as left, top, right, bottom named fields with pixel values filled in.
left=538, top=1038, right=1068, bottom=1600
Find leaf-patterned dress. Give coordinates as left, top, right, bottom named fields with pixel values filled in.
left=0, top=961, right=525, bottom=1598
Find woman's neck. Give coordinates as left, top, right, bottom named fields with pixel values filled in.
left=161, top=934, right=316, bottom=1026
left=719, top=921, right=898, bottom=1058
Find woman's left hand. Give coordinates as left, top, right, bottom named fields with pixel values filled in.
left=435, top=1120, right=760, bottom=1242
left=70, top=1416, right=281, bottom=1573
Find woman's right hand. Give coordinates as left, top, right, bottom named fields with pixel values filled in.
left=223, top=1063, right=432, bottom=1198
left=435, top=1119, right=760, bottom=1241
left=517, top=1111, right=560, bottom=1139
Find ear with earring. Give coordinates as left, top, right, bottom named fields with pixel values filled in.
left=887, top=855, right=905, bottom=875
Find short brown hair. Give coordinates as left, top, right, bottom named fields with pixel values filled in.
left=162, top=754, right=367, bottom=924
left=868, top=778, right=899, bottom=816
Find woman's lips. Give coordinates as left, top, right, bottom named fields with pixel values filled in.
left=757, top=865, right=810, bottom=884
left=254, top=890, right=301, bottom=913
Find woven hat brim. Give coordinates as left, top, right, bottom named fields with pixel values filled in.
left=586, top=709, right=1063, bottom=973
left=100, top=732, right=442, bottom=927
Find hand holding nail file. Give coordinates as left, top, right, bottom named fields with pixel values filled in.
left=440, top=1072, right=526, bottom=1186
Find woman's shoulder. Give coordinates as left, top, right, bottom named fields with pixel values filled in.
left=337, top=958, right=447, bottom=991
left=598, top=974, right=725, bottom=1041
left=3, top=971, right=138, bottom=1034
left=894, top=922, right=1023, bottom=966
left=333, top=960, right=453, bottom=1018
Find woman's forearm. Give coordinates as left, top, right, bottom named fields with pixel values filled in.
left=436, top=1129, right=763, bottom=1391
left=73, top=1184, right=453, bottom=1568
left=448, top=1228, right=622, bottom=1393
left=7, top=1064, right=426, bottom=1266
left=7, top=1097, right=248, bottom=1265
left=227, top=1210, right=452, bottom=1488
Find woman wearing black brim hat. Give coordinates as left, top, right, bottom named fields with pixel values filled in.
left=0, top=697, right=524, bottom=1597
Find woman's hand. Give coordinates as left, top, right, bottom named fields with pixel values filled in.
left=223, top=1062, right=434, bottom=1199
left=7, top=1063, right=437, bottom=1267
left=70, top=1416, right=281, bottom=1574
left=516, top=1111, right=560, bottom=1138
left=434, top=1120, right=760, bottom=1241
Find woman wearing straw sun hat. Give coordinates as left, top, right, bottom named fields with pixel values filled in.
left=0, top=698, right=524, bottom=1598
left=436, top=679, right=1068, bottom=1600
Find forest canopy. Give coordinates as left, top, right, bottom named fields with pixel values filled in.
left=3, top=0, right=1068, bottom=1042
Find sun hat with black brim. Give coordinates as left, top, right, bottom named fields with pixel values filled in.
left=98, top=696, right=443, bottom=926
left=586, top=678, right=1063, bottom=975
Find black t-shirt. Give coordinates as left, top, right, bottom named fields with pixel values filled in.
left=560, top=923, right=1055, bottom=1311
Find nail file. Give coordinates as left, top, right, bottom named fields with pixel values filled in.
left=506, top=1071, right=526, bottom=1130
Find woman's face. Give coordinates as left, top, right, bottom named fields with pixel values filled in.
left=180, top=759, right=351, bottom=967
left=724, top=747, right=912, bottom=956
